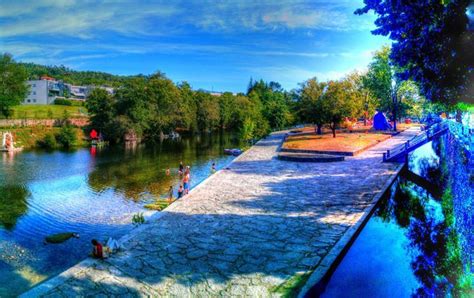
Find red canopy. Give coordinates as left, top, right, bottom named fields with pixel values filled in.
left=90, top=129, right=98, bottom=139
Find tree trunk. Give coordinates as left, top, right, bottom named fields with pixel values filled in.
left=392, top=103, right=397, bottom=132
left=331, top=122, right=336, bottom=138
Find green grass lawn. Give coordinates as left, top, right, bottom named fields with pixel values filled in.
left=2, top=105, right=88, bottom=119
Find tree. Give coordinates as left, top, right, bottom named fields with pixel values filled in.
left=0, top=54, right=28, bottom=118
left=218, top=92, right=236, bottom=129
left=247, top=79, right=292, bottom=130
left=363, top=46, right=394, bottom=114
left=297, top=78, right=327, bottom=134
left=195, top=91, right=220, bottom=132
left=356, top=0, right=473, bottom=105
left=322, top=80, right=359, bottom=138
left=56, top=125, right=77, bottom=148
left=86, top=88, right=115, bottom=135
left=363, top=46, right=416, bottom=131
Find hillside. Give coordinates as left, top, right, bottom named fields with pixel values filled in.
left=21, top=63, right=139, bottom=87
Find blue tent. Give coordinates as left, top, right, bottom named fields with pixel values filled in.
left=373, top=111, right=392, bottom=130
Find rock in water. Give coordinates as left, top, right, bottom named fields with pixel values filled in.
left=44, top=232, right=78, bottom=244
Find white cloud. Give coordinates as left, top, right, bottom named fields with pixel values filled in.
left=0, top=1, right=179, bottom=38
left=0, top=0, right=375, bottom=39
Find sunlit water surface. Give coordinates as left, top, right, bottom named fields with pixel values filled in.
left=0, top=132, right=240, bottom=296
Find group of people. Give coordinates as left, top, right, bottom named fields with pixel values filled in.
left=90, top=161, right=218, bottom=259
left=165, top=161, right=192, bottom=201
left=165, top=160, right=217, bottom=201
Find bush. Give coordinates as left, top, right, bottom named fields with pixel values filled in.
left=36, top=133, right=57, bottom=149
left=54, top=99, right=84, bottom=106
left=56, top=125, right=77, bottom=148
left=54, top=99, right=72, bottom=106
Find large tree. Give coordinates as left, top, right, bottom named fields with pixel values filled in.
left=0, top=54, right=28, bottom=118
left=297, top=78, right=327, bottom=134
left=322, top=79, right=360, bottom=138
left=356, top=0, right=473, bottom=105
left=86, top=88, right=115, bottom=133
left=363, top=46, right=394, bottom=114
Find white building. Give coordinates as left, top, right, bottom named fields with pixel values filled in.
left=23, top=76, right=114, bottom=105
left=24, top=78, right=60, bottom=105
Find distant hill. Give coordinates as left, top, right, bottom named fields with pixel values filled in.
left=21, top=63, right=139, bottom=87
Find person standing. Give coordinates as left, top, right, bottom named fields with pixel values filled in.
left=177, top=184, right=184, bottom=199
left=183, top=167, right=190, bottom=194
left=178, top=161, right=184, bottom=175
left=167, top=186, right=173, bottom=202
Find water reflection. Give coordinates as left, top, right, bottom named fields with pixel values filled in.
left=0, top=185, right=29, bottom=230
left=322, top=134, right=472, bottom=297
left=0, top=132, right=240, bottom=296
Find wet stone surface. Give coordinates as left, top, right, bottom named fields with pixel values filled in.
left=23, top=129, right=420, bottom=297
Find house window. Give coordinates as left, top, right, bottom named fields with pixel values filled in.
left=33, top=99, right=36, bottom=103
left=27, top=99, right=31, bottom=103
left=33, top=91, right=36, bottom=95
left=32, top=84, right=36, bottom=87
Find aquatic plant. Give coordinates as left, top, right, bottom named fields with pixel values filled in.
left=131, top=212, right=145, bottom=225
left=144, top=200, right=170, bottom=211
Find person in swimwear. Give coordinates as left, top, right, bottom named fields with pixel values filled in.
left=91, top=239, right=103, bottom=259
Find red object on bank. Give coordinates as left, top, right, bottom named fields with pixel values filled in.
left=90, top=129, right=98, bottom=139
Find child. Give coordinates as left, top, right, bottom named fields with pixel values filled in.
left=177, top=184, right=184, bottom=199
left=167, top=186, right=173, bottom=202
left=178, top=161, right=184, bottom=175
left=165, top=168, right=170, bottom=176
left=211, top=162, right=216, bottom=173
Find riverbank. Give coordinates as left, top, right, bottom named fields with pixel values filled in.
left=22, top=128, right=421, bottom=297
left=2, top=126, right=87, bottom=149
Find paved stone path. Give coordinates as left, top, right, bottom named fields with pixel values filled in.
left=23, top=128, right=420, bottom=297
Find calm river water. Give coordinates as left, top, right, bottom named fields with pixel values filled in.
left=0, top=132, right=241, bottom=296
left=321, top=133, right=473, bottom=297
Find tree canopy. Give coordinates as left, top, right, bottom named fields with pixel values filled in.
left=355, top=0, right=474, bottom=105
left=0, top=54, right=29, bottom=118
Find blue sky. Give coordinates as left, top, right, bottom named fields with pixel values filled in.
left=0, top=0, right=389, bottom=92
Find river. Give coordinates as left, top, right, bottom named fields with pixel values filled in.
left=320, top=132, right=473, bottom=297
left=0, top=132, right=241, bottom=296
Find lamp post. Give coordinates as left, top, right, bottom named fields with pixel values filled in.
left=391, top=80, right=398, bottom=132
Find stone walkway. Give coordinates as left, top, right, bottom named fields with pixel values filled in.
left=23, top=128, right=420, bottom=297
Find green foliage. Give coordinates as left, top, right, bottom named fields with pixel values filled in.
left=36, top=133, right=57, bottom=149
left=240, top=118, right=255, bottom=143
left=132, top=212, right=145, bottom=225
left=363, top=46, right=393, bottom=113
left=0, top=54, right=29, bottom=118
left=21, top=62, right=133, bottom=87
left=272, top=272, right=311, bottom=297
left=322, top=79, right=361, bottom=137
left=297, top=78, right=327, bottom=133
left=54, top=99, right=72, bottom=106
left=56, top=125, right=77, bottom=148
left=86, top=88, right=115, bottom=135
left=144, top=200, right=170, bottom=211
